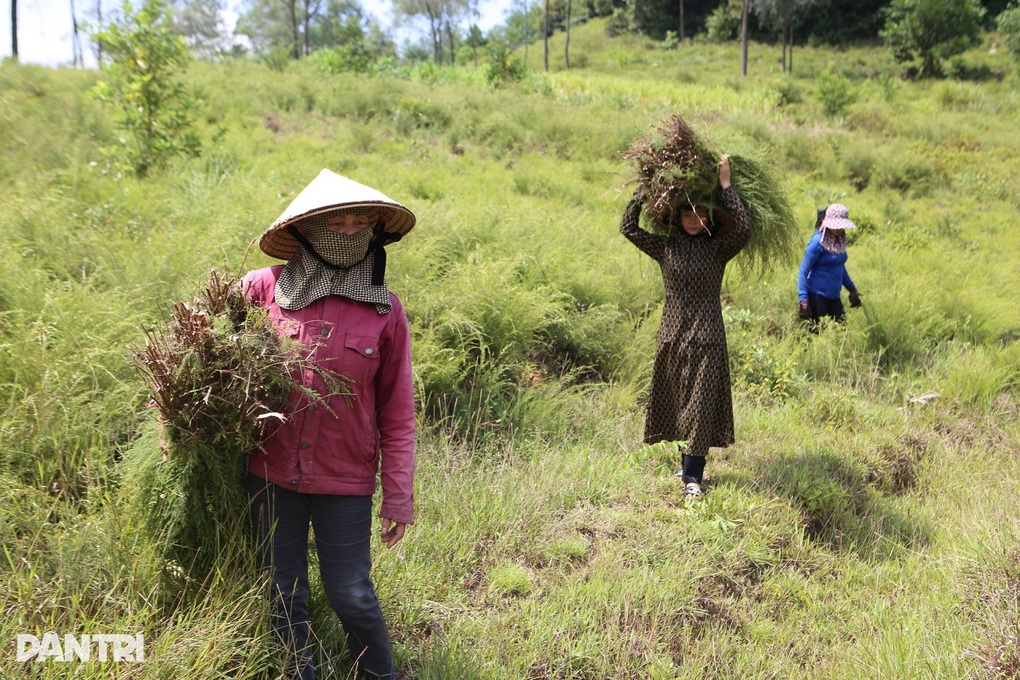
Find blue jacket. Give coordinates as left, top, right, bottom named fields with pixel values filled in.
left=797, top=231, right=855, bottom=301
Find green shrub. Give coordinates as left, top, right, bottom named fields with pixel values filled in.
left=816, top=69, right=858, bottom=118
left=773, top=77, right=804, bottom=107
left=845, top=105, right=898, bottom=135
left=705, top=0, right=742, bottom=41
left=91, top=0, right=201, bottom=176
left=485, top=44, right=527, bottom=86
left=393, top=95, right=453, bottom=134
left=998, top=2, right=1020, bottom=64
left=881, top=0, right=985, bottom=78
left=731, top=339, right=802, bottom=404
left=306, top=44, right=374, bottom=74
left=874, top=154, right=937, bottom=195
left=842, top=145, right=879, bottom=191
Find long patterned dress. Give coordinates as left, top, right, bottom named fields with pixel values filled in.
left=620, top=187, right=750, bottom=454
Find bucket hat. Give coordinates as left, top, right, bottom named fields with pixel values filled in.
left=259, top=169, right=416, bottom=261
left=819, top=203, right=856, bottom=232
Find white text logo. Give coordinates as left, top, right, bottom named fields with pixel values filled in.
left=16, top=633, right=145, bottom=662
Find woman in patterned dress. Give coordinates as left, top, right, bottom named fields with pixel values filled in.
left=620, top=155, right=750, bottom=498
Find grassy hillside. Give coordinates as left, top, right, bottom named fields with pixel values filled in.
left=2, top=19, right=1019, bottom=678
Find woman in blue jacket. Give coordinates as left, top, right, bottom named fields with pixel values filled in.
left=797, top=203, right=861, bottom=323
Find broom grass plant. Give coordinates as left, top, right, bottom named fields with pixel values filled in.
left=130, top=269, right=351, bottom=599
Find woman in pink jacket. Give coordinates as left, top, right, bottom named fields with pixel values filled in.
left=244, top=169, right=416, bottom=680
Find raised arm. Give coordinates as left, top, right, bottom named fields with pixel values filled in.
left=620, top=188, right=668, bottom=262
left=716, top=155, right=750, bottom=262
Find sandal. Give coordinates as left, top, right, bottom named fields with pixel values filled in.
left=682, top=482, right=703, bottom=499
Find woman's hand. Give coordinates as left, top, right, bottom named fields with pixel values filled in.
left=626, top=186, right=647, bottom=214
left=797, top=299, right=811, bottom=319
left=380, top=517, right=406, bottom=548
left=719, top=154, right=732, bottom=190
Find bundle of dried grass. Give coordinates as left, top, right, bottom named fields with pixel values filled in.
left=131, top=270, right=350, bottom=598
left=623, top=114, right=799, bottom=277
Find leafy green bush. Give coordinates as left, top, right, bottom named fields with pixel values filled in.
left=485, top=44, right=527, bottom=86
left=731, top=339, right=802, bottom=404
left=305, top=44, right=374, bottom=74
left=91, top=0, right=201, bottom=176
left=842, top=145, right=879, bottom=191
left=815, top=69, right=858, bottom=117
left=705, top=0, right=742, bottom=41
left=773, top=77, right=804, bottom=107
left=881, top=0, right=985, bottom=78
left=998, top=2, right=1020, bottom=64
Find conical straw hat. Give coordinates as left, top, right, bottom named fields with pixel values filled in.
left=259, top=169, right=416, bottom=260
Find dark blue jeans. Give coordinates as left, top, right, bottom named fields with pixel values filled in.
left=246, top=474, right=395, bottom=680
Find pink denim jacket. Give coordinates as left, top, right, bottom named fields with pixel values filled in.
left=243, top=266, right=416, bottom=524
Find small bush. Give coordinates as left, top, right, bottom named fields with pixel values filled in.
left=485, top=45, right=527, bottom=86
left=731, top=339, right=802, bottom=403
left=705, top=0, right=742, bottom=41
left=842, top=145, right=880, bottom=191
left=999, top=2, right=1020, bottom=64
left=91, top=0, right=201, bottom=176
left=874, top=154, right=937, bottom=195
left=816, top=70, right=858, bottom=118
left=773, top=78, right=804, bottom=107
left=845, top=105, right=897, bottom=135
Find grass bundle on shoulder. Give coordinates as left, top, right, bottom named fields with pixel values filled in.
left=623, top=114, right=799, bottom=277
left=130, top=270, right=350, bottom=599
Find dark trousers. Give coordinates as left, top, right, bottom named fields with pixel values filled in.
left=246, top=474, right=395, bottom=680
left=808, top=293, right=845, bottom=324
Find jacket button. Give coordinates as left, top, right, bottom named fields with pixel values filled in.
left=364, top=347, right=374, bottom=355
left=320, top=327, right=330, bottom=336
left=307, top=404, right=316, bottom=412
left=300, top=442, right=310, bottom=449
left=290, top=480, right=299, bottom=485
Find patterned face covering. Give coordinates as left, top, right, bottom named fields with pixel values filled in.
left=274, top=209, right=391, bottom=313
left=303, top=221, right=373, bottom=267
left=819, top=228, right=848, bottom=254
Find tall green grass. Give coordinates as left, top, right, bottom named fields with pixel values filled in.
left=2, top=18, right=1019, bottom=678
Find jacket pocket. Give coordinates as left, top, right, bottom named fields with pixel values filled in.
left=343, top=332, right=381, bottom=386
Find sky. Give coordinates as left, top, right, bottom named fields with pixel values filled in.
left=0, top=0, right=510, bottom=67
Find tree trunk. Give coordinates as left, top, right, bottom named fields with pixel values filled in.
left=94, top=0, right=102, bottom=63
left=543, top=0, right=549, bottom=71
left=523, top=0, right=529, bottom=65
left=788, top=25, right=793, bottom=74
left=445, top=21, right=456, bottom=64
left=564, top=0, right=571, bottom=68
left=286, top=0, right=299, bottom=59
left=424, top=0, right=442, bottom=64
left=678, top=0, right=684, bottom=41
left=740, top=0, right=749, bottom=76
left=302, top=0, right=310, bottom=57
left=11, top=0, right=17, bottom=61
left=70, top=0, right=82, bottom=67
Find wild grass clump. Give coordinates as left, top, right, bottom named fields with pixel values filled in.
left=131, top=269, right=350, bottom=598
left=622, top=114, right=799, bottom=277
left=622, top=114, right=719, bottom=229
